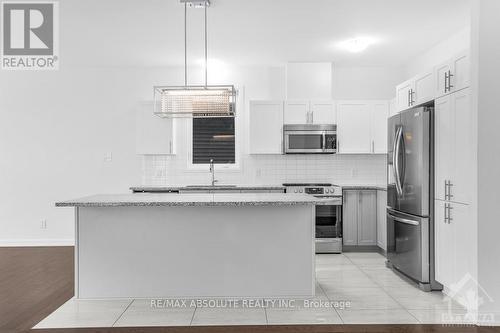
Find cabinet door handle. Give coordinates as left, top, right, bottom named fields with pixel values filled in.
left=448, top=70, right=454, bottom=91
left=448, top=181, right=454, bottom=200
left=408, top=90, right=411, bottom=107
left=444, top=72, right=449, bottom=93
left=411, top=89, right=415, bottom=105
left=447, top=204, right=454, bottom=223
left=444, top=180, right=449, bottom=200
left=444, top=203, right=448, bottom=224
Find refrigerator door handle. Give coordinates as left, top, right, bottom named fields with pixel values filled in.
left=388, top=212, right=420, bottom=226
left=399, top=127, right=406, bottom=191
left=392, top=128, right=399, bottom=194
left=394, top=127, right=403, bottom=195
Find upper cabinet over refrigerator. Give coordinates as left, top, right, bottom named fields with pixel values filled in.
left=435, top=50, right=470, bottom=99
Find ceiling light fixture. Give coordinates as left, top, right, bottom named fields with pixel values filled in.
left=337, top=37, right=376, bottom=53
left=154, top=0, right=236, bottom=118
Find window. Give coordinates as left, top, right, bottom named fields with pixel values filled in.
left=192, top=117, right=235, bottom=164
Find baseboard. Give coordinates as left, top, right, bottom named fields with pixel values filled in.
left=342, top=245, right=380, bottom=252
left=0, top=239, right=75, bottom=247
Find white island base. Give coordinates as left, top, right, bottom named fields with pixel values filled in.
left=72, top=200, right=316, bottom=299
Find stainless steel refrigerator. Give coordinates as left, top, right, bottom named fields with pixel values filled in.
left=386, top=106, right=442, bottom=291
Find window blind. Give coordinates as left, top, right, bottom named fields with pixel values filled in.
left=192, top=117, right=235, bottom=164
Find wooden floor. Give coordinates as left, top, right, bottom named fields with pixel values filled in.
left=0, top=246, right=498, bottom=333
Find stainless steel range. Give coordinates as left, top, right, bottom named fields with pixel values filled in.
left=284, top=183, right=343, bottom=253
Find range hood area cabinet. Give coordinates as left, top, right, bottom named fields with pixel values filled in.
left=284, top=100, right=336, bottom=125
left=136, top=101, right=176, bottom=155
left=286, top=62, right=332, bottom=100
left=248, top=99, right=389, bottom=155
left=336, top=100, right=389, bottom=154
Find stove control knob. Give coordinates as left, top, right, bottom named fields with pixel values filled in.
left=299, top=189, right=303, bottom=193
left=294, top=189, right=298, bottom=193
left=325, top=189, right=330, bottom=193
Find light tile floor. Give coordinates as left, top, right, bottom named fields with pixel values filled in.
left=34, top=252, right=470, bottom=328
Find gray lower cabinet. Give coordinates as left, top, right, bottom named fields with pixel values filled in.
left=376, top=190, right=387, bottom=251
left=342, top=190, right=377, bottom=246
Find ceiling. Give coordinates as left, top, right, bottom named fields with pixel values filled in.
left=61, top=0, right=471, bottom=67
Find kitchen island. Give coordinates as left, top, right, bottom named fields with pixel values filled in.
left=56, top=193, right=322, bottom=299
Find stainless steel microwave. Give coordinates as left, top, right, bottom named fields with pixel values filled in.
left=283, top=124, right=337, bottom=154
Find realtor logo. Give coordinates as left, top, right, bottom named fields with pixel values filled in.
left=1, top=1, right=59, bottom=70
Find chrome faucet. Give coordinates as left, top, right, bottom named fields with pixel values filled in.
left=209, top=159, right=218, bottom=186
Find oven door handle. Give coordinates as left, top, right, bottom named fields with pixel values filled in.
left=388, top=212, right=420, bottom=226
left=322, top=132, right=326, bottom=151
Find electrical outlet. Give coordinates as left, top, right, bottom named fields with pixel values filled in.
left=255, top=169, right=262, bottom=177
left=40, top=220, right=47, bottom=229
left=104, top=152, right=113, bottom=162
left=155, top=169, right=166, bottom=179
left=351, top=168, right=358, bottom=178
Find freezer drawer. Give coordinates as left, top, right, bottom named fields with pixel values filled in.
left=386, top=208, right=429, bottom=283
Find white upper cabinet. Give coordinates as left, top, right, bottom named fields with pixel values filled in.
left=413, top=70, right=436, bottom=105
left=337, top=101, right=371, bottom=154
left=434, top=88, right=472, bottom=205
left=370, top=101, right=389, bottom=154
left=436, top=62, right=453, bottom=98
left=396, top=69, right=435, bottom=112
left=284, top=100, right=336, bottom=124
left=396, top=79, right=413, bottom=112
left=310, top=101, right=336, bottom=124
left=284, top=100, right=309, bottom=124
left=337, top=100, right=389, bottom=154
left=435, top=50, right=470, bottom=98
left=249, top=101, right=284, bottom=154
left=136, top=102, right=175, bottom=155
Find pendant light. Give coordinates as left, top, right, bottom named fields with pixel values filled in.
left=154, top=0, right=236, bottom=118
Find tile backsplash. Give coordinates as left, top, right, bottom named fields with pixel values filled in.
left=142, top=154, right=387, bottom=187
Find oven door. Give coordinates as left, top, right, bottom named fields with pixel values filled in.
left=284, top=131, right=334, bottom=154
left=315, top=200, right=342, bottom=239
left=386, top=208, right=429, bottom=283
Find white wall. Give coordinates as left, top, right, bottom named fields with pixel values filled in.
left=472, top=0, right=500, bottom=321
left=332, top=66, right=404, bottom=100
left=405, top=26, right=471, bottom=77
left=0, top=62, right=396, bottom=245
left=0, top=68, right=147, bottom=245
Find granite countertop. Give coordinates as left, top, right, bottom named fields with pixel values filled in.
left=55, top=193, right=326, bottom=207
left=130, top=185, right=285, bottom=192
left=341, top=185, right=387, bottom=191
